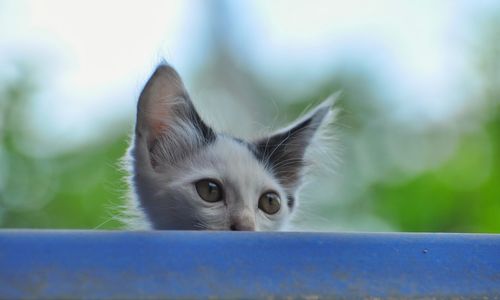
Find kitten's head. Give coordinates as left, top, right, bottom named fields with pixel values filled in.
left=129, top=64, right=335, bottom=231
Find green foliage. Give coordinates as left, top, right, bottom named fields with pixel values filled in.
left=0, top=66, right=127, bottom=229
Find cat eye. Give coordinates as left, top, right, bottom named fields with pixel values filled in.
left=195, top=179, right=223, bottom=202
left=258, top=192, right=281, bottom=215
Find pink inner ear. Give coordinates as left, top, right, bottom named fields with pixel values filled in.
left=146, top=99, right=172, bottom=144
left=138, top=65, right=188, bottom=145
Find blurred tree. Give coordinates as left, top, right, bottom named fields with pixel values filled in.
left=340, top=13, right=500, bottom=233
left=0, top=63, right=127, bottom=229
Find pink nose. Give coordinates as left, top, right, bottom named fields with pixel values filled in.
left=229, top=216, right=255, bottom=231
left=230, top=223, right=255, bottom=231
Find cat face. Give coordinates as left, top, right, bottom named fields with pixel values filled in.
left=128, top=64, right=334, bottom=231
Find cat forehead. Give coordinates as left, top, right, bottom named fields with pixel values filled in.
left=190, top=136, right=278, bottom=188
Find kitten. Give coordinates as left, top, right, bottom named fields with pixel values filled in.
left=124, top=64, right=336, bottom=231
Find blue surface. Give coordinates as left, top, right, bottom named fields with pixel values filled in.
left=0, top=231, right=499, bottom=299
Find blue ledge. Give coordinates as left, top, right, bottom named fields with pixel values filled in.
left=0, top=231, right=499, bottom=299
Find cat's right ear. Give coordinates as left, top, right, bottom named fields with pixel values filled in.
left=135, top=64, right=215, bottom=168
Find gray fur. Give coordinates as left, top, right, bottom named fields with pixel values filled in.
left=125, top=64, right=335, bottom=231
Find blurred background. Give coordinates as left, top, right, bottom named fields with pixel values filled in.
left=0, top=0, right=499, bottom=232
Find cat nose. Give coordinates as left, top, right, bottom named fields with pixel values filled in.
left=230, top=223, right=254, bottom=231
left=230, top=216, right=255, bottom=231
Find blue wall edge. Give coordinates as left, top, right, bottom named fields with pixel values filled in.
left=0, top=230, right=499, bottom=299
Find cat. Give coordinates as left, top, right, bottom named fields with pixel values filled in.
left=123, top=64, right=337, bottom=231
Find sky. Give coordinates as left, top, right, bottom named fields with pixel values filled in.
left=0, top=0, right=498, bottom=154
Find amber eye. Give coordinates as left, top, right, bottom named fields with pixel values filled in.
left=258, top=192, right=281, bottom=215
left=195, top=179, right=223, bottom=202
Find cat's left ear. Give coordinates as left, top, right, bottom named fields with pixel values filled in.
left=253, top=95, right=338, bottom=188
left=135, top=64, right=216, bottom=169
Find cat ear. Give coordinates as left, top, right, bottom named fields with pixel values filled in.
left=135, top=64, right=215, bottom=168
left=254, top=95, right=337, bottom=188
